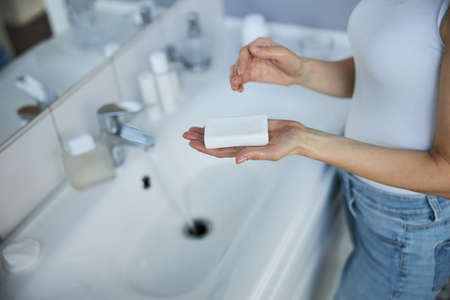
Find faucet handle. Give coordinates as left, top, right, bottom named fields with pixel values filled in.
left=97, top=101, right=143, bottom=117
left=97, top=101, right=143, bottom=134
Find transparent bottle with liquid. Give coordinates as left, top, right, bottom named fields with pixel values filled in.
left=181, top=12, right=211, bottom=72
left=65, top=0, right=101, bottom=48
left=62, top=133, right=116, bottom=190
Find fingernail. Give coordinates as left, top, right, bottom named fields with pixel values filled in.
left=237, top=65, right=242, bottom=75
left=237, top=157, right=247, bottom=164
left=252, top=46, right=260, bottom=52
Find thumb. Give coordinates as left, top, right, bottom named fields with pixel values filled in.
left=235, top=146, right=279, bottom=164
left=249, top=45, right=287, bottom=60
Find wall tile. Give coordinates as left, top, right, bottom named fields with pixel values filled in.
left=224, top=0, right=359, bottom=31
left=0, top=111, right=65, bottom=237
left=51, top=63, right=121, bottom=142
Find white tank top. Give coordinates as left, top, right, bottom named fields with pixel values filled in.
left=345, top=0, right=450, bottom=195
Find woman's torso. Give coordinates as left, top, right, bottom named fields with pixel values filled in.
left=345, top=0, right=449, bottom=195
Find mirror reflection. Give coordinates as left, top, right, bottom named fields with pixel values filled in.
left=0, top=0, right=176, bottom=146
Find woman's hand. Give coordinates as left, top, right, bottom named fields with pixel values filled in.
left=182, top=119, right=306, bottom=164
left=230, top=38, right=304, bottom=92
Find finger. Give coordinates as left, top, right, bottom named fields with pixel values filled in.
left=189, top=140, right=206, bottom=152
left=240, top=69, right=254, bottom=85
left=237, top=38, right=275, bottom=76
left=182, top=131, right=203, bottom=141
left=230, top=65, right=242, bottom=90
left=231, top=74, right=241, bottom=90
left=240, top=58, right=267, bottom=85
left=249, top=45, right=287, bottom=60
left=237, top=47, right=250, bottom=76
left=229, top=64, right=237, bottom=81
left=268, top=119, right=303, bottom=131
left=189, top=141, right=241, bottom=158
left=267, top=119, right=285, bottom=131
left=183, top=127, right=205, bottom=140
left=248, top=37, right=276, bottom=48
left=188, top=127, right=204, bottom=134
left=235, top=146, right=281, bottom=164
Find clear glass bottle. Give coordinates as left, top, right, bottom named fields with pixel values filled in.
left=62, top=133, right=116, bottom=190
left=181, top=12, right=211, bottom=72
left=65, top=0, right=100, bottom=48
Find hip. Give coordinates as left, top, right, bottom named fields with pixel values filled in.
left=338, top=169, right=450, bottom=298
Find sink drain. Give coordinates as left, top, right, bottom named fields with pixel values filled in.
left=183, top=218, right=212, bottom=239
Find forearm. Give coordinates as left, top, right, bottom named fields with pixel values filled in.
left=296, top=57, right=355, bottom=98
left=297, top=127, right=450, bottom=198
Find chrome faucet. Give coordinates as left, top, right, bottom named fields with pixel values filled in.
left=15, top=75, right=58, bottom=110
left=97, top=102, right=154, bottom=166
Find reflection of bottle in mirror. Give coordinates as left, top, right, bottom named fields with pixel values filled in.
left=133, top=0, right=155, bottom=28
left=65, top=0, right=99, bottom=47
left=149, top=51, right=180, bottom=114
left=181, top=12, right=211, bottom=72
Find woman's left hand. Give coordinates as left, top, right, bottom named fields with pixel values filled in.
left=182, top=119, right=306, bottom=164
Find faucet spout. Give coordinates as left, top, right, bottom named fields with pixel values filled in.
left=119, top=122, right=155, bottom=149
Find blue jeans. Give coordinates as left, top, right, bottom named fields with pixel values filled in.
left=335, top=170, right=450, bottom=300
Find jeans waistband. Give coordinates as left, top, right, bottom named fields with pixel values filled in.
left=339, top=169, right=450, bottom=217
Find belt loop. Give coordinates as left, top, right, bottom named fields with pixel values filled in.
left=426, top=195, right=441, bottom=222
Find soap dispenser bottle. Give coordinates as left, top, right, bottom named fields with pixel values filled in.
left=149, top=51, right=180, bottom=114
left=62, top=133, right=116, bottom=190
left=181, top=12, right=211, bottom=72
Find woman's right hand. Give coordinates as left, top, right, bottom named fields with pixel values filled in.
left=230, top=38, right=304, bottom=92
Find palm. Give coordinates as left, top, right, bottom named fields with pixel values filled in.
left=182, top=119, right=305, bottom=164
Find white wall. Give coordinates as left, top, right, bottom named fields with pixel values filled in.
left=224, top=0, right=360, bottom=31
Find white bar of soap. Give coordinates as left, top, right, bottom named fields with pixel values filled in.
left=204, top=115, right=269, bottom=149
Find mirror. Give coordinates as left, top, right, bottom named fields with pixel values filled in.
left=0, top=0, right=177, bottom=147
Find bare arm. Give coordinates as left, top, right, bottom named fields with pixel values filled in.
left=296, top=57, right=355, bottom=98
